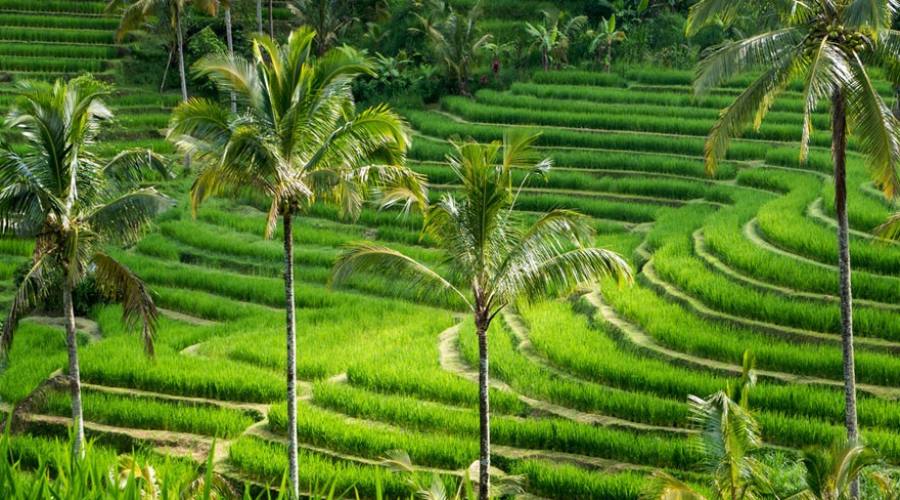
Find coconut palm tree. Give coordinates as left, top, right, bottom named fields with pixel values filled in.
left=687, top=5, right=900, bottom=494
left=0, top=79, right=171, bottom=458
left=332, top=130, right=633, bottom=500
left=788, top=443, right=881, bottom=500
left=416, top=0, right=492, bottom=95
left=587, top=15, right=626, bottom=72
left=645, top=352, right=771, bottom=500
left=106, top=0, right=219, bottom=103
left=166, top=28, right=425, bottom=498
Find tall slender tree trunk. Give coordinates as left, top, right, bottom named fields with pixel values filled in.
left=63, top=281, right=85, bottom=459
left=256, top=0, right=263, bottom=33
left=283, top=212, right=300, bottom=499
left=269, top=0, right=275, bottom=37
left=224, top=6, right=237, bottom=113
left=476, top=314, right=490, bottom=500
left=832, top=87, right=859, bottom=499
left=176, top=9, right=191, bottom=169
left=160, top=46, right=174, bottom=92
left=175, top=10, right=188, bottom=103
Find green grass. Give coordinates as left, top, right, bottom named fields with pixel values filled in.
left=40, top=390, right=256, bottom=438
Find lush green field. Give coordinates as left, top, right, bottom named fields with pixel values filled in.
left=0, top=1, right=899, bottom=497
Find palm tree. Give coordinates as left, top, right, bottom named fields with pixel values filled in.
left=106, top=0, right=219, bottom=103
left=166, top=28, right=425, bottom=498
left=524, top=10, right=587, bottom=71
left=788, top=443, right=881, bottom=500
left=332, top=130, right=633, bottom=500
left=645, top=352, right=771, bottom=500
left=416, top=1, right=492, bottom=95
left=687, top=5, right=900, bottom=494
left=0, top=79, right=171, bottom=458
left=587, top=15, right=626, bottom=73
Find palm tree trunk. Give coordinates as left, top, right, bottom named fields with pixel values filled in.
left=63, top=281, right=85, bottom=459
left=175, top=9, right=190, bottom=169
left=256, top=0, right=263, bottom=33
left=283, top=212, right=300, bottom=499
left=269, top=0, right=275, bottom=37
left=175, top=10, right=188, bottom=103
left=476, top=315, right=490, bottom=500
left=832, top=87, right=860, bottom=499
left=224, top=6, right=237, bottom=114
left=160, top=45, right=173, bottom=92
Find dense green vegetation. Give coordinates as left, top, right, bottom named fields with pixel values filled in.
left=0, top=0, right=899, bottom=499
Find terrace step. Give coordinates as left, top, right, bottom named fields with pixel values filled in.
left=693, top=229, right=900, bottom=312
left=808, top=197, right=897, bottom=244
left=436, top=322, right=690, bottom=435
left=745, top=218, right=900, bottom=283
left=500, top=310, right=693, bottom=435
left=643, top=256, right=900, bottom=352
left=22, top=315, right=101, bottom=342
left=586, top=291, right=900, bottom=400
left=248, top=425, right=468, bottom=478
left=82, top=382, right=269, bottom=417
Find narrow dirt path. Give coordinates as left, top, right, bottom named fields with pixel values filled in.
left=247, top=425, right=467, bottom=478
left=500, top=310, right=693, bottom=435
left=82, top=382, right=270, bottom=416
left=586, top=291, right=900, bottom=400
left=807, top=198, right=897, bottom=244
left=19, top=412, right=214, bottom=451
left=158, top=308, right=219, bottom=326
left=642, top=257, right=900, bottom=353
left=744, top=219, right=835, bottom=270
left=437, top=322, right=691, bottom=434
left=694, top=230, right=900, bottom=312
left=24, top=316, right=101, bottom=342
left=745, top=219, right=900, bottom=285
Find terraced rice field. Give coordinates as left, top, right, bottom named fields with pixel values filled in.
left=1, top=1, right=900, bottom=498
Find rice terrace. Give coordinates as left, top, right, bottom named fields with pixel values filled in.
left=2, top=0, right=900, bottom=498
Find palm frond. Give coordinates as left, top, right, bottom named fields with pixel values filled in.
left=193, top=55, right=263, bottom=110
left=86, top=188, right=172, bottom=246
left=874, top=211, right=900, bottom=240
left=686, top=0, right=762, bottom=36
left=92, top=252, right=158, bottom=356
left=501, top=246, right=632, bottom=307
left=643, top=470, right=708, bottom=500
left=703, top=54, right=801, bottom=174
left=103, top=149, right=173, bottom=189
left=0, top=254, right=50, bottom=357
left=694, top=28, right=800, bottom=93
left=845, top=52, right=900, bottom=198
left=332, top=243, right=471, bottom=310
left=798, top=39, right=852, bottom=162
left=844, top=0, right=900, bottom=31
